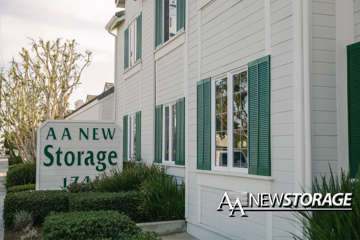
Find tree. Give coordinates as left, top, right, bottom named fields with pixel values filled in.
left=0, top=38, right=92, bottom=162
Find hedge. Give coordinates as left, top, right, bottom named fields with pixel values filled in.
left=43, top=211, right=140, bottom=240
left=69, top=191, right=144, bottom=222
left=7, top=184, right=35, bottom=193
left=8, top=156, right=23, bottom=166
left=6, top=163, right=36, bottom=189
left=4, top=191, right=69, bottom=228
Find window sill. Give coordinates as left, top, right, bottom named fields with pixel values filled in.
left=195, top=169, right=274, bottom=182
left=154, top=162, right=185, bottom=169
left=154, top=30, right=185, bottom=61
left=124, top=60, right=142, bottom=80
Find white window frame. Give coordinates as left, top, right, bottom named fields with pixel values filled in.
left=129, top=19, right=137, bottom=67
left=161, top=0, right=182, bottom=45
left=211, top=66, right=248, bottom=173
left=162, top=102, right=177, bottom=164
left=127, top=113, right=137, bottom=160
left=126, top=13, right=142, bottom=70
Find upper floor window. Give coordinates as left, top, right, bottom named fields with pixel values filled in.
left=155, top=0, right=185, bottom=48
left=124, top=13, right=142, bottom=70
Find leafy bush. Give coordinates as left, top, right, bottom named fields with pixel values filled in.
left=293, top=169, right=360, bottom=240
left=13, top=211, right=33, bottom=231
left=67, top=162, right=165, bottom=193
left=7, top=184, right=35, bottom=193
left=69, top=191, right=144, bottom=222
left=4, top=190, right=69, bottom=228
left=43, top=211, right=140, bottom=240
left=6, top=163, right=36, bottom=189
left=66, top=182, right=95, bottom=193
left=8, top=156, right=23, bottom=166
left=140, top=173, right=185, bottom=221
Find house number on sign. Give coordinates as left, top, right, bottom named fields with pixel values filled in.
left=63, top=176, right=90, bottom=188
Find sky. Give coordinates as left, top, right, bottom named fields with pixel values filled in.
left=0, top=0, right=117, bottom=109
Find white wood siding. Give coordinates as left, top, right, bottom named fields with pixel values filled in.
left=116, top=0, right=156, bottom=165
left=311, top=0, right=337, bottom=177
left=186, top=0, right=296, bottom=239
left=355, top=0, right=360, bottom=41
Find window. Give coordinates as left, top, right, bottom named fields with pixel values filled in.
left=129, top=21, right=137, bottom=67
left=163, top=103, right=177, bottom=163
left=164, top=0, right=177, bottom=42
left=154, top=98, right=185, bottom=165
left=197, top=56, right=270, bottom=176
left=124, top=13, right=142, bottom=70
left=128, top=114, right=137, bottom=160
left=123, top=111, right=141, bottom=161
left=213, top=70, right=248, bottom=171
left=155, top=0, right=185, bottom=47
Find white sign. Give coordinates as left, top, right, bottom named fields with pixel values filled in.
left=36, top=120, right=122, bottom=190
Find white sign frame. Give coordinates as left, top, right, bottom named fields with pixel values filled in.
left=36, top=120, right=122, bottom=190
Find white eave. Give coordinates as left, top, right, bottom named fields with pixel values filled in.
left=105, top=10, right=126, bottom=36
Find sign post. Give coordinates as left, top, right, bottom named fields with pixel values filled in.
left=36, top=120, right=122, bottom=190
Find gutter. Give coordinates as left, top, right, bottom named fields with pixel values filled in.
left=105, top=10, right=126, bottom=37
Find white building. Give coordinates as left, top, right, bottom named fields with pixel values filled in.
left=102, top=0, right=359, bottom=239
left=66, top=84, right=115, bottom=121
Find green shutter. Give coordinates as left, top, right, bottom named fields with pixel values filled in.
left=123, top=115, right=128, bottom=161
left=155, top=0, right=163, bottom=48
left=347, top=42, right=360, bottom=178
left=124, top=28, right=129, bottom=69
left=155, top=105, right=163, bottom=163
left=176, top=97, right=185, bottom=166
left=177, top=0, right=186, bottom=31
left=136, top=13, right=142, bottom=61
left=136, top=111, right=142, bottom=161
left=197, top=78, right=211, bottom=170
left=248, top=55, right=271, bottom=176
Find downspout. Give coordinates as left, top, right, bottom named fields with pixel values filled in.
left=293, top=0, right=305, bottom=193
left=303, top=0, right=312, bottom=192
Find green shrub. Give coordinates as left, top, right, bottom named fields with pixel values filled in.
left=4, top=190, right=69, bottom=228
left=43, top=211, right=140, bottom=240
left=8, top=156, right=23, bottom=166
left=6, top=163, right=36, bottom=189
left=7, top=184, right=35, bottom=193
left=140, top=173, right=185, bottom=221
left=69, top=191, right=144, bottom=222
left=292, top=169, right=360, bottom=240
left=66, top=182, right=95, bottom=193
left=67, top=162, right=165, bottom=193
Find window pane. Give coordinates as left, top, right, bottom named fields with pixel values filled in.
left=128, top=21, right=137, bottom=67
left=172, top=104, right=177, bottom=162
left=216, top=131, right=228, bottom=167
left=233, top=71, right=248, bottom=168
left=128, top=117, right=132, bottom=159
left=169, top=0, right=177, bottom=38
left=215, top=77, right=228, bottom=167
left=164, top=0, right=177, bottom=42
left=132, top=116, right=137, bottom=159
left=164, top=106, right=170, bottom=161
